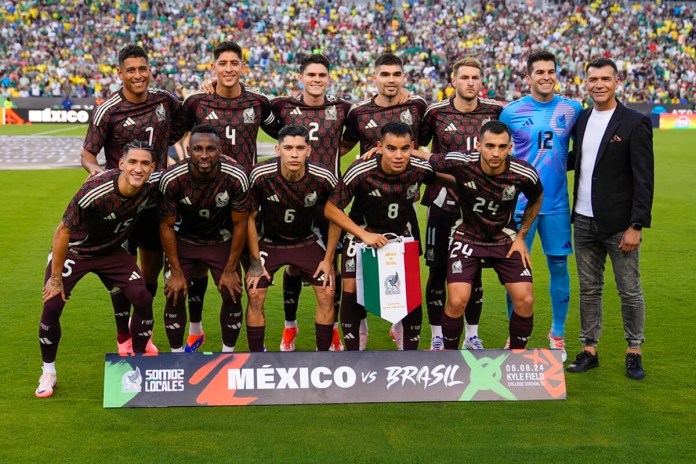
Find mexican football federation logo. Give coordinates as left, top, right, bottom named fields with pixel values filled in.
left=216, top=190, right=230, bottom=207
left=502, top=185, right=516, bottom=201
left=155, top=103, right=166, bottom=122
left=384, top=272, right=400, bottom=295
left=406, top=184, right=419, bottom=200
left=325, top=105, right=337, bottom=121
left=304, top=191, right=318, bottom=207
left=121, top=367, right=142, bottom=393
left=400, top=110, right=413, bottom=125
left=243, top=108, right=255, bottom=124
left=451, top=260, right=463, bottom=274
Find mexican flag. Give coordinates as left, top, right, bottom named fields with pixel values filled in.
left=356, top=237, right=422, bottom=324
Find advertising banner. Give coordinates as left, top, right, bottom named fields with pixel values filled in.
left=104, top=349, right=566, bottom=408
left=659, top=113, right=696, bottom=129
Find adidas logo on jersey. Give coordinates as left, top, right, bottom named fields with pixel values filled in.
left=520, top=268, right=531, bottom=277
left=290, top=107, right=302, bottom=116
left=368, top=189, right=382, bottom=197
left=465, top=181, right=477, bottom=190
left=267, top=194, right=280, bottom=202
left=180, top=197, right=193, bottom=205
left=445, top=123, right=458, bottom=132
left=522, top=117, right=535, bottom=127
left=206, top=111, right=219, bottom=120
left=129, top=271, right=142, bottom=281
left=123, top=117, right=136, bottom=127
left=364, top=119, right=378, bottom=129
left=103, top=213, right=117, bottom=220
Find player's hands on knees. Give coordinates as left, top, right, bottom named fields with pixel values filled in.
left=42, top=275, right=66, bottom=303
left=314, top=260, right=335, bottom=290
left=360, top=146, right=380, bottom=161
left=245, top=268, right=269, bottom=295
left=507, top=237, right=532, bottom=271
left=164, top=270, right=188, bottom=306
left=219, top=268, right=243, bottom=301
left=200, top=78, right=217, bottom=94
left=361, top=232, right=388, bottom=249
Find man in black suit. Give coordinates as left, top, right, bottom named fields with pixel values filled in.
left=567, top=57, right=654, bottom=380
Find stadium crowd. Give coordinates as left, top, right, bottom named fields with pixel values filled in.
left=1, top=1, right=694, bottom=104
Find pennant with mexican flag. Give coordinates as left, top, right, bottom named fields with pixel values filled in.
left=356, top=236, right=422, bottom=324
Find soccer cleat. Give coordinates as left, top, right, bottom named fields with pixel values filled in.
left=117, top=337, right=133, bottom=356
left=430, top=335, right=444, bottom=351
left=463, top=336, right=485, bottom=350
left=390, top=322, right=404, bottom=350
left=280, top=327, right=298, bottom=352
left=625, top=353, right=645, bottom=380
left=548, top=332, right=567, bottom=362
left=359, top=328, right=368, bottom=351
left=35, top=372, right=57, bottom=398
left=184, top=333, right=206, bottom=352
left=329, top=328, right=344, bottom=351
left=567, top=350, right=599, bottom=373
left=145, top=336, right=159, bottom=355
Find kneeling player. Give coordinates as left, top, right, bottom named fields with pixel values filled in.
left=423, top=121, right=543, bottom=349
left=246, top=125, right=340, bottom=351
left=36, top=142, right=158, bottom=398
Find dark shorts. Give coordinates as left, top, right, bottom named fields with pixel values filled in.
left=425, top=205, right=458, bottom=268
left=127, top=208, right=162, bottom=254
left=254, top=240, right=329, bottom=289
left=446, top=239, right=533, bottom=285
left=166, top=239, right=235, bottom=284
left=45, top=248, right=147, bottom=296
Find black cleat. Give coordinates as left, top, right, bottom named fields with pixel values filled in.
left=567, top=350, right=599, bottom=373
left=625, top=353, right=645, bottom=380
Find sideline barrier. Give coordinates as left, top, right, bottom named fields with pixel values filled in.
left=104, top=349, right=566, bottom=408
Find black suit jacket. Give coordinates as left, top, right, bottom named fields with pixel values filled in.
left=570, top=101, right=654, bottom=235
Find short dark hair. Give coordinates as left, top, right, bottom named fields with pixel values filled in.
left=214, top=41, right=243, bottom=61
left=375, top=53, right=403, bottom=69
left=122, top=140, right=153, bottom=159
left=586, top=57, right=618, bottom=75
left=190, top=124, right=220, bottom=139
left=299, top=54, right=330, bottom=74
left=118, top=45, right=148, bottom=66
left=526, top=50, right=556, bottom=75
left=480, top=120, right=511, bottom=140
left=278, top=124, right=310, bottom=143
left=380, top=121, right=413, bottom=140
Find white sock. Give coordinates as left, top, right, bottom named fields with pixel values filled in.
left=360, top=318, right=368, bottom=333
left=171, top=347, right=184, bottom=353
left=222, top=344, right=235, bottom=352
left=43, top=362, right=56, bottom=374
left=285, top=320, right=298, bottom=329
left=431, top=325, right=442, bottom=338
left=189, top=322, right=203, bottom=336
left=465, top=323, right=479, bottom=340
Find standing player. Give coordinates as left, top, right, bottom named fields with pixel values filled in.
left=170, top=41, right=277, bottom=351
left=159, top=125, right=249, bottom=352
left=422, top=121, right=543, bottom=350
left=339, top=53, right=428, bottom=349
left=325, top=122, right=434, bottom=351
left=36, top=142, right=158, bottom=398
left=499, top=50, right=582, bottom=360
left=245, top=125, right=341, bottom=351
left=419, top=56, right=503, bottom=351
left=268, top=53, right=351, bottom=352
left=80, top=44, right=181, bottom=354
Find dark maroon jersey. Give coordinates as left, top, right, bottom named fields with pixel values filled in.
left=269, top=94, right=351, bottom=176
left=249, top=158, right=338, bottom=247
left=83, top=88, right=181, bottom=170
left=329, top=155, right=434, bottom=236
left=419, top=97, right=503, bottom=213
left=342, top=95, right=428, bottom=152
left=170, top=84, right=277, bottom=172
left=62, top=169, right=160, bottom=258
left=429, top=152, right=542, bottom=246
left=159, top=158, right=249, bottom=245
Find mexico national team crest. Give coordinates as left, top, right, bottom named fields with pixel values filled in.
left=400, top=110, right=413, bottom=125
left=216, top=191, right=230, bottom=207
left=345, top=257, right=355, bottom=273
left=383, top=272, right=401, bottom=295
left=452, top=260, right=463, bottom=274
left=304, top=191, right=318, bottom=207
left=137, top=198, right=149, bottom=213
left=155, top=103, right=166, bottom=122
left=406, top=184, right=419, bottom=200
left=502, top=185, right=516, bottom=201
left=121, top=367, right=142, bottom=393
left=325, top=105, right=337, bottom=121
left=243, top=108, right=255, bottom=124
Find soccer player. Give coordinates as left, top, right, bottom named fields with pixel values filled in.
left=80, top=44, right=181, bottom=354
left=499, top=50, right=582, bottom=360
left=159, top=124, right=249, bottom=352
left=170, top=40, right=278, bottom=351
left=339, top=53, right=428, bottom=349
left=268, top=53, right=351, bottom=352
left=422, top=121, right=543, bottom=350
left=419, top=56, right=503, bottom=351
left=325, top=122, right=434, bottom=351
left=245, top=125, right=341, bottom=351
left=36, top=141, right=158, bottom=398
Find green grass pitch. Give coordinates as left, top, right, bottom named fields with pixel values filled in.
left=0, top=126, right=694, bottom=463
